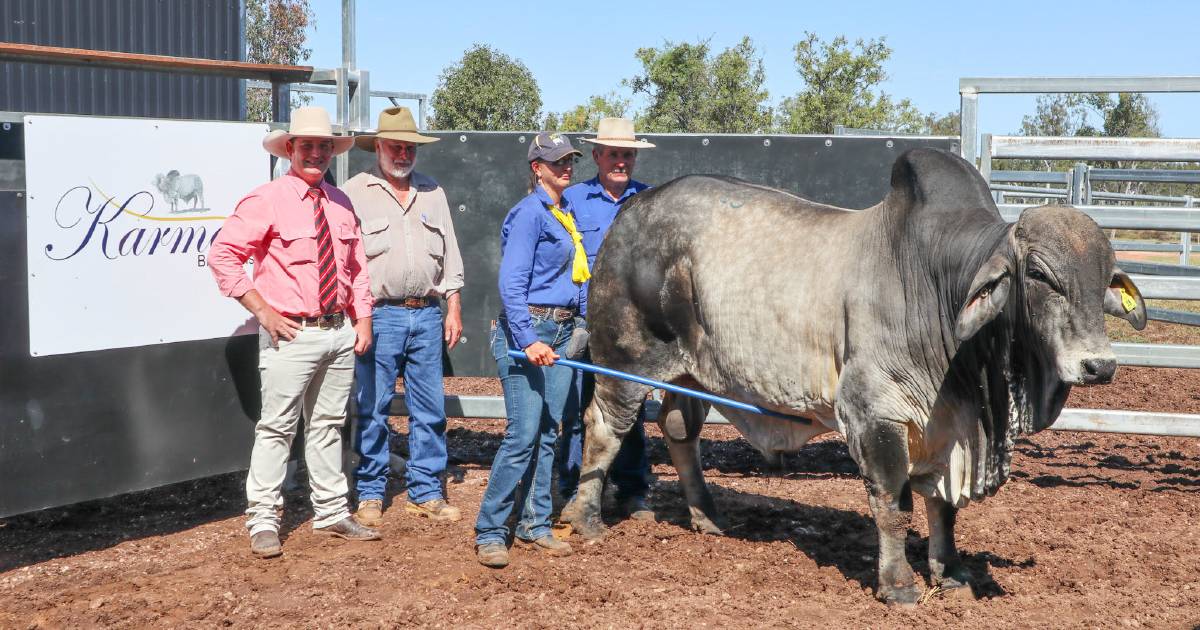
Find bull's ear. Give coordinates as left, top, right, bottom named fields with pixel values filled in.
left=954, top=251, right=1012, bottom=341
left=1104, top=268, right=1147, bottom=331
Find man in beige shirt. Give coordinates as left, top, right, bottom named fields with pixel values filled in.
left=343, top=107, right=465, bottom=525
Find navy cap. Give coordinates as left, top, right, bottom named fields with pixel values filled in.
left=527, top=132, right=582, bottom=162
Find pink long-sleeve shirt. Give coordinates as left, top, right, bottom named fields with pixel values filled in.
left=209, top=173, right=374, bottom=320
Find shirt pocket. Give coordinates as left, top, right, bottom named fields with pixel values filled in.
left=276, top=221, right=318, bottom=265
left=360, top=216, right=390, bottom=258
left=420, top=215, right=446, bottom=260
left=335, top=221, right=360, bottom=262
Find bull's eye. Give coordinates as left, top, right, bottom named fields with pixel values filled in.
left=1027, top=267, right=1049, bottom=283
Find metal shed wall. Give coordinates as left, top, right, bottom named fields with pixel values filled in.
left=0, top=0, right=243, bottom=120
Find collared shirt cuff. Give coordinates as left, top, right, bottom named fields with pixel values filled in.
left=349, top=296, right=375, bottom=320
left=221, top=276, right=254, bottom=299
left=513, top=328, right=538, bottom=350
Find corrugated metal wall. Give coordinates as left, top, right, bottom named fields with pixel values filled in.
left=0, top=0, right=243, bottom=120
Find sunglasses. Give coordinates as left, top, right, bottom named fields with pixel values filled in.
left=543, top=156, right=577, bottom=168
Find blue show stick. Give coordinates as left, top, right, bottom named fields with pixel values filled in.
left=506, top=349, right=811, bottom=425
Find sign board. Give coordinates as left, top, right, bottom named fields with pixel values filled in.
left=23, top=115, right=270, bottom=356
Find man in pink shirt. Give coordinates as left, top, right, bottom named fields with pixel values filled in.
left=209, top=107, right=380, bottom=558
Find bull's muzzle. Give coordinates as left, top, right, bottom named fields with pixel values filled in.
left=1079, top=357, right=1117, bottom=385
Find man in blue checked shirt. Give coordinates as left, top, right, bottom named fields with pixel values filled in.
left=558, top=118, right=657, bottom=522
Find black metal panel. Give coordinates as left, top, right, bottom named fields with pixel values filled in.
left=0, top=0, right=242, bottom=120
left=347, top=133, right=956, bottom=377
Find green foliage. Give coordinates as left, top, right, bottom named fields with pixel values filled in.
left=628, top=37, right=771, bottom=133
left=429, top=44, right=543, bottom=131
left=923, top=110, right=960, bottom=136
left=776, top=33, right=921, bottom=134
left=553, top=93, right=632, bottom=132
left=1020, top=93, right=1160, bottom=139
left=244, top=0, right=314, bottom=122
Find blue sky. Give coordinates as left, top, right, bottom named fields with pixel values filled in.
left=302, top=0, right=1200, bottom=138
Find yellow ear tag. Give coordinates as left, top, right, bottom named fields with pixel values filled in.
left=1119, top=288, right=1137, bottom=313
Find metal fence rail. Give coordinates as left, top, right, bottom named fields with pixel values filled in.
left=392, top=396, right=1200, bottom=439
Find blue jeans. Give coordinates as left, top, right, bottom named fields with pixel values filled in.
left=353, top=303, right=447, bottom=504
left=558, top=362, right=650, bottom=502
left=475, top=315, right=575, bottom=545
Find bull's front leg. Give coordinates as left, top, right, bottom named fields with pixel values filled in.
left=658, top=392, right=724, bottom=535
left=925, top=495, right=973, bottom=592
left=848, top=419, right=922, bottom=607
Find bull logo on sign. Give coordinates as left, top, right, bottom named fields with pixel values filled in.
left=152, top=170, right=207, bottom=213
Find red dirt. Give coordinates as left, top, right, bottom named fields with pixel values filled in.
left=2, top=369, right=1199, bottom=628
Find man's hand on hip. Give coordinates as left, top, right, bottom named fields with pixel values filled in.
left=238, top=290, right=301, bottom=346
left=353, top=316, right=373, bottom=355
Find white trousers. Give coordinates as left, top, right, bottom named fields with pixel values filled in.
left=246, top=323, right=356, bottom=535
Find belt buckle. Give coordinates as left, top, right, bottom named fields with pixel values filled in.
left=318, top=313, right=343, bottom=330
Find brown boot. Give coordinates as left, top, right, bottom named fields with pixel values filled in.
left=356, top=499, right=384, bottom=527
left=519, top=535, right=573, bottom=557
left=620, top=496, right=656, bottom=522
left=405, top=498, right=462, bottom=522
left=476, top=542, right=509, bottom=568
left=316, top=517, right=381, bottom=541
left=250, top=530, right=282, bottom=558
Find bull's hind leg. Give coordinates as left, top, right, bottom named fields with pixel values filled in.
left=925, top=496, right=973, bottom=592
left=561, top=375, right=651, bottom=539
left=658, top=391, right=724, bottom=535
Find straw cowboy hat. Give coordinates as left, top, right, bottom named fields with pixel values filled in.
left=262, top=106, right=354, bottom=159
left=355, top=106, right=440, bottom=151
left=581, top=117, right=656, bottom=149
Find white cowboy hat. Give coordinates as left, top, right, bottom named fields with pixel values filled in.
left=581, top=117, right=656, bottom=149
left=354, top=106, right=440, bottom=151
left=262, top=106, right=355, bottom=159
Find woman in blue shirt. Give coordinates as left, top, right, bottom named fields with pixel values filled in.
left=475, top=132, right=588, bottom=568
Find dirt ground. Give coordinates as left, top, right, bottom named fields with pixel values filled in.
left=3, top=369, right=1200, bottom=629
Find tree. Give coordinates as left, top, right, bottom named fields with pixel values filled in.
left=629, top=40, right=711, bottom=133
left=775, top=33, right=922, bottom=134
left=553, top=92, right=632, bottom=132
left=627, top=37, right=771, bottom=133
left=429, top=44, right=542, bottom=131
left=707, top=37, right=772, bottom=133
left=923, top=110, right=960, bottom=136
left=244, top=0, right=314, bottom=122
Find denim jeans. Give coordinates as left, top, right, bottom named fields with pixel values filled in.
left=353, top=303, right=447, bottom=504
left=558, top=360, right=650, bottom=502
left=475, top=315, right=575, bottom=545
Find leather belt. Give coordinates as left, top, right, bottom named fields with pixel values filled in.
left=287, top=312, right=346, bottom=329
left=378, top=296, right=436, bottom=308
left=528, top=305, right=577, bottom=322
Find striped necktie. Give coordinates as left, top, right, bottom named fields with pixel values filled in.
left=308, top=187, right=339, bottom=314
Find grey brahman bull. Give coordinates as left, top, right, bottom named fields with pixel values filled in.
left=561, top=148, right=1146, bottom=605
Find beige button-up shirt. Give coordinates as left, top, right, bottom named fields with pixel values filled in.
left=342, top=169, right=464, bottom=300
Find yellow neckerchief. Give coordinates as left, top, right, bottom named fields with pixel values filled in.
left=545, top=202, right=591, bottom=284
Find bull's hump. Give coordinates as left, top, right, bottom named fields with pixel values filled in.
left=888, top=148, right=998, bottom=219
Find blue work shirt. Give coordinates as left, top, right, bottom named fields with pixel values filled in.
left=561, top=177, right=651, bottom=265
left=498, top=185, right=588, bottom=350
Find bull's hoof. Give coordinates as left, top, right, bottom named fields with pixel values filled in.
left=558, top=500, right=582, bottom=524
left=572, top=517, right=608, bottom=541
left=933, top=564, right=974, bottom=591
left=877, top=582, right=922, bottom=607
left=689, top=516, right=725, bottom=536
